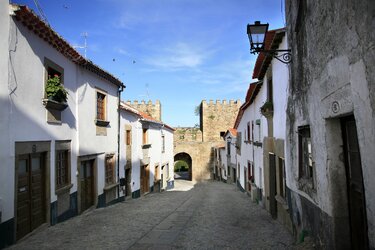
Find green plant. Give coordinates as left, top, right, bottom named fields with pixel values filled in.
left=260, top=101, right=273, bottom=113
left=45, top=75, right=68, bottom=102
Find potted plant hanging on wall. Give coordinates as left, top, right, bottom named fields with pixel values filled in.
left=43, top=74, right=68, bottom=111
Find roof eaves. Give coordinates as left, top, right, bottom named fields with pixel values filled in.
left=12, top=4, right=125, bottom=88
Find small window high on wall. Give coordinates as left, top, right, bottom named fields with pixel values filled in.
left=97, top=92, right=106, bottom=121
left=143, top=128, right=148, bottom=144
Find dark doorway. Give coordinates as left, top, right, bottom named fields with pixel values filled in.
left=80, top=160, right=95, bottom=213
left=16, top=153, right=46, bottom=240
left=174, top=152, right=192, bottom=181
left=341, top=116, right=369, bottom=249
left=125, top=168, right=132, bottom=197
left=269, top=153, right=277, bottom=219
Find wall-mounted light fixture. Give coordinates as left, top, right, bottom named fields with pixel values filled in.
left=247, top=21, right=292, bottom=64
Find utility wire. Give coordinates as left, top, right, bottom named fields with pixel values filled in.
left=33, top=0, right=49, bottom=25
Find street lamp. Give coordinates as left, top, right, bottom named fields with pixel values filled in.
left=247, top=21, right=292, bottom=64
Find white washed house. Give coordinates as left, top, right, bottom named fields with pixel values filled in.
left=119, top=102, right=174, bottom=198
left=233, top=29, right=289, bottom=209
left=234, top=28, right=290, bottom=227
left=223, top=129, right=237, bottom=184
left=0, top=3, right=125, bottom=247
left=234, top=82, right=265, bottom=201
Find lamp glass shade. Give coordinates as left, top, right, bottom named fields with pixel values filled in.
left=247, top=21, right=269, bottom=51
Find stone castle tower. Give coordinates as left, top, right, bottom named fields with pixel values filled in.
left=200, top=100, right=241, bottom=142
left=174, top=99, right=241, bottom=181
left=125, top=100, right=161, bottom=121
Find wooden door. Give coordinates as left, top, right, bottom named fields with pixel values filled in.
left=269, top=153, right=277, bottom=219
left=342, top=116, right=369, bottom=249
left=80, top=160, right=94, bottom=212
left=16, top=153, right=45, bottom=240
left=140, top=165, right=149, bottom=194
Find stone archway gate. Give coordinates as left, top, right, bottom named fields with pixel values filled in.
left=174, top=141, right=221, bottom=181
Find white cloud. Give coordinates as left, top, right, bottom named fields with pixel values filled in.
left=143, top=42, right=214, bottom=70
left=114, top=48, right=131, bottom=56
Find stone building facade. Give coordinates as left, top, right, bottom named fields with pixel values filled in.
left=174, top=100, right=241, bottom=181
left=200, top=100, right=242, bottom=142
left=126, top=100, right=161, bottom=121
left=285, top=0, right=375, bottom=249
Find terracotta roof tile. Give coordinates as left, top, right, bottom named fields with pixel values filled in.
left=233, top=82, right=258, bottom=129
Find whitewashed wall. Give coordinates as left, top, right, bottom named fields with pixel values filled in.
left=0, top=13, right=79, bottom=221
left=272, top=35, right=289, bottom=140
left=0, top=1, right=12, bottom=223
left=119, top=109, right=141, bottom=194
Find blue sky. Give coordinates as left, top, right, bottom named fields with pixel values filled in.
left=12, top=0, right=285, bottom=127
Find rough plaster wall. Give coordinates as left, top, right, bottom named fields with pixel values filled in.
left=285, top=0, right=375, bottom=247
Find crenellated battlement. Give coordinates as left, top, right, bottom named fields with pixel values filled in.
left=126, top=100, right=161, bottom=121
left=201, top=99, right=241, bottom=107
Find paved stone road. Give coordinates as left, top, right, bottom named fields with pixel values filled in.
left=9, top=180, right=294, bottom=250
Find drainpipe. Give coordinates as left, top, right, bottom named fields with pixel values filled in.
left=117, top=84, right=125, bottom=199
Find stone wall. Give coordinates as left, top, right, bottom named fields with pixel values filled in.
left=174, top=141, right=221, bottom=181
left=173, top=100, right=241, bottom=181
left=126, top=100, right=161, bottom=121
left=174, top=127, right=202, bottom=143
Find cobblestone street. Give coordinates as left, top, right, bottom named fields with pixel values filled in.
left=9, top=180, right=294, bottom=250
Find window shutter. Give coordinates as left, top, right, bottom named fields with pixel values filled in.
left=236, top=132, right=242, bottom=150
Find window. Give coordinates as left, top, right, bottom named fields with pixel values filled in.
left=126, top=129, right=131, bottom=145
left=97, top=92, right=106, bottom=121
left=143, top=128, right=148, bottom=144
left=248, top=161, right=254, bottom=183
left=251, top=121, right=254, bottom=141
left=298, top=125, right=313, bottom=181
left=236, top=132, right=242, bottom=152
left=45, top=58, right=64, bottom=89
left=247, top=122, right=251, bottom=142
left=227, top=141, right=231, bottom=156
left=44, top=58, right=66, bottom=123
left=56, top=150, right=69, bottom=189
left=161, top=135, right=165, bottom=153
left=105, top=154, right=115, bottom=185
